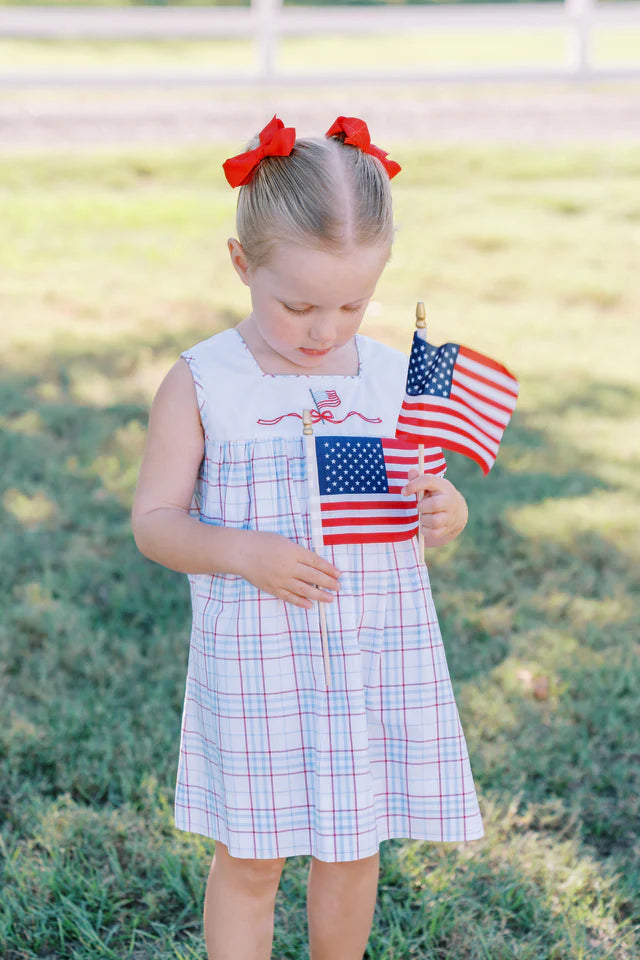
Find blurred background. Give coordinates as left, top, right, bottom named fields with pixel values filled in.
left=1, top=2, right=639, bottom=959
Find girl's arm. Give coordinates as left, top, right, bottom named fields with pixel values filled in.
left=131, top=358, right=341, bottom=608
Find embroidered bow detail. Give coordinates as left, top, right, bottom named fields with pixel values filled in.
left=325, top=116, right=401, bottom=180
left=223, top=115, right=297, bottom=187
left=257, top=409, right=383, bottom=426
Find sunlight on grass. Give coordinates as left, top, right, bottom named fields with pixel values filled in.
left=507, top=492, right=640, bottom=559
left=3, top=488, right=58, bottom=528
left=0, top=409, right=44, bottom=435
left=86, top=421, right=147, bottom=504
left=388, top=794, right=632, bottom=958
left=70, top=369, right=122, bottom=407
left=14, top=580, right=57, bottom=610
left=542, top=589, right=635, bottom=630
left=2, top=784, right=214, bottom=955
left=34, top=379, right=66, bottom=402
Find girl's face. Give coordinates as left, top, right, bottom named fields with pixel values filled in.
left=229, top=238, right=390, bottom=374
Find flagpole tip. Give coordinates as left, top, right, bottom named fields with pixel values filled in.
left=415, top=301, right=426, bottom=329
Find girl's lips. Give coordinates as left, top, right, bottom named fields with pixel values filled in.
left=299, top=347, right=332, bottom=356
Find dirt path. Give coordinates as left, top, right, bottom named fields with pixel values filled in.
left=1, top=80, right=639, bottom=149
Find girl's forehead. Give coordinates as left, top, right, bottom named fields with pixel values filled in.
left=264, top=241, right=389, bottom=295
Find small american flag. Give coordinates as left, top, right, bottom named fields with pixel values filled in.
left=310, top=388, right=341, bottom=412
left=396, top=328, right=519, bottom=475
left=306, top=435, right=446, bottom=546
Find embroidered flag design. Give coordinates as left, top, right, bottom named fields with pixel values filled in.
left=307, top=435, right=446, bottom=546
left=310, top=388, right=341, bottom=412
left=396, top=327, right=519, bottom=475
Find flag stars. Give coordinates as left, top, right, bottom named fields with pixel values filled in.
left=316, top=436, right=391, bottom=496
left=406, top=334, right=460, bottom=397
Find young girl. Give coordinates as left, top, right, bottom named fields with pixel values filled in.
left=132, top=115, right=483, bottom=960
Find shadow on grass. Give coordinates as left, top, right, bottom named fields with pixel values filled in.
left=1, top=328, right=639, bottom=958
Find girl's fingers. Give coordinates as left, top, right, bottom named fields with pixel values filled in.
left=291, top=579, right=335, bottom=603
left=298, top=551, right=341, bottom=588
left=421, top=516, right=449, bottom=533
left=419, top=498, right=449, bottom=514
left=307, top=585, right=336, bottom=603
left=281, top=589, right=312, bottom=609
left=402, top=474, right=449, bottom=498
left=281, top=585, right=332, bottom=608
left=308, top=551, right=341, bottom=579
left=299, top=564, right=340, bottom=592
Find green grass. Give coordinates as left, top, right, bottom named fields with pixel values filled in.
left=0, top=28, right=639, bottom=74
left=1, top=142, right=639, bottom=958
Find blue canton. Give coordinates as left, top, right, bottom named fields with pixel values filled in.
left=407, top=335, right=460, bottom=397
left=316, top=437, right=389, bottom=496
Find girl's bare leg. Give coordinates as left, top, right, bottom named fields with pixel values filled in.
left=203, top=841, right=287, bottom=960
left=307, top=850, right=380, bottom=960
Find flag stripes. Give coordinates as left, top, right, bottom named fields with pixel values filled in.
left=396, top=330, right=519, bottom=475
left=306, top=434, right=446, bottom=546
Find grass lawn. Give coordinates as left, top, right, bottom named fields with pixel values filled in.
left=0, top=141, right=639, bottom=958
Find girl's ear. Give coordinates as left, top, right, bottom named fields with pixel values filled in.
left=227, top=238, right=251, bottom=286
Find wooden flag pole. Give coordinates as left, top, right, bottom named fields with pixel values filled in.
left=415, top=301, right=427, bottom=561
left=303, top=409, right=331, bottom=689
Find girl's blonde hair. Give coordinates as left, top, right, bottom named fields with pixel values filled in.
left=235, top=132, right=395, bottom=268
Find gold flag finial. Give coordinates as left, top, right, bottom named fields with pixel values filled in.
left=303, top=408, right=313, bottom=435
left=416, top=301, right=426, bottom=329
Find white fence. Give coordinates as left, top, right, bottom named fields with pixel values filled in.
left=1, top=0, right=639, bottom=84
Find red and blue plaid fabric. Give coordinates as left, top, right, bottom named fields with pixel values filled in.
left=173, top=331, right=484, bottom=860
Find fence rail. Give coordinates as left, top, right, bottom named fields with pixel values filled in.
left=1, top=1, right=639, bottom=85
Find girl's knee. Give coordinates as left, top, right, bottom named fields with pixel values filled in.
left=213, top=841, right=287, bottom=885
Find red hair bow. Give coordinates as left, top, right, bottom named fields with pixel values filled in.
left=325, top=116, right=401, bottom=180
left=223, top=115, right=297, bottom=188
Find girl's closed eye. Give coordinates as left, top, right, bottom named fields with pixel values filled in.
left=283, top=303, right=312, bottom=314
left=282, top=302, right=364, bottom=315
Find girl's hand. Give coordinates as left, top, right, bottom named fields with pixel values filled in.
left=402, top=469, right=469, bottom=547
left=236, top=530, right=342, bottom=610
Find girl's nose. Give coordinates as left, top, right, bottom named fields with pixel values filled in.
left=309, top=314, right=337, bottom=345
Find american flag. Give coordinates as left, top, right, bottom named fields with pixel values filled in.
left=306, top=435, right=446, bottom=546
left=396, top=328, right=519, bottom=475
left=310, top=388, right=341, bottom=412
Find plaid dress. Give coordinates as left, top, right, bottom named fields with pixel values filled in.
left=174, top=328, right=483, bottom=861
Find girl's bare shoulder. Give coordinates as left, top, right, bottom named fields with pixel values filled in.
left=152, top=358, right=201, bottom=422
left=132, top=359, right=204, bottom=521
left=144, top=358, right=204, bottom=464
